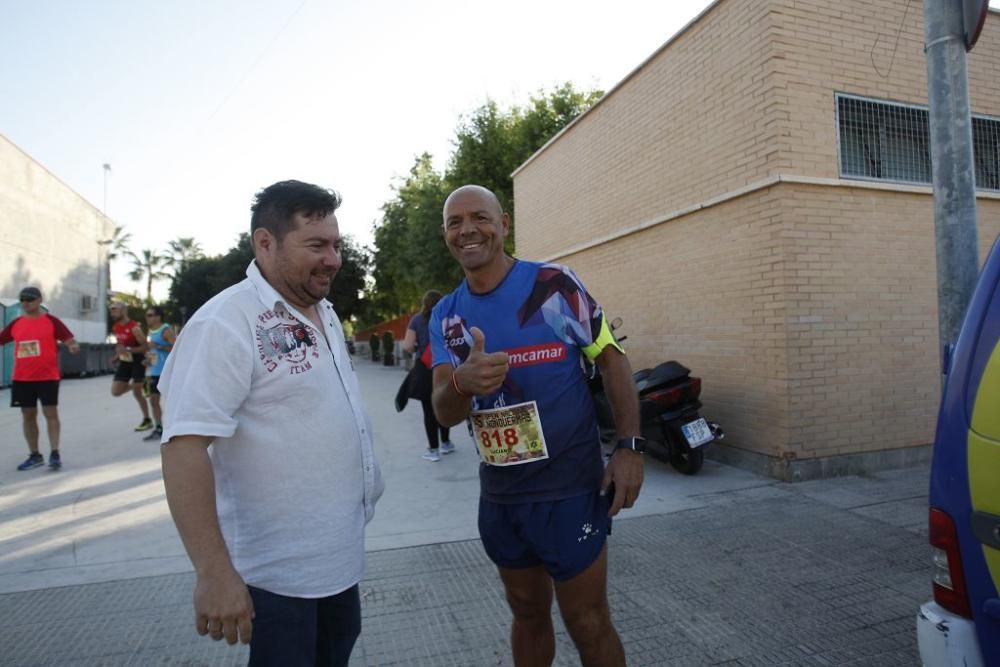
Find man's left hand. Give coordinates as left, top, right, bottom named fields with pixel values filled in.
left=68, top=341, right=80, bottom=354
left=601, top=448, right=644, bottom=517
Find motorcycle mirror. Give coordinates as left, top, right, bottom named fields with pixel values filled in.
left=610, top=317, right=623, bottom=330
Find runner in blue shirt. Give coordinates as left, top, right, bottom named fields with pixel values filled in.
left=430, top=185, right=643, bottom=667
left=142, top=305, right=175, bottom=441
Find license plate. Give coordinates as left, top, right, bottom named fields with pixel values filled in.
left=681, top=418, right=713, bottom=447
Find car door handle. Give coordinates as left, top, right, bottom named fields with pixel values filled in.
left=971, top=511, right=1000, bottom=550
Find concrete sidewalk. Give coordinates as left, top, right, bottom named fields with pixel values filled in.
left=0, top=358, right=931, bottom=665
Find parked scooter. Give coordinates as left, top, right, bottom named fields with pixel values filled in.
left=588, top=319, right=724, bottom=475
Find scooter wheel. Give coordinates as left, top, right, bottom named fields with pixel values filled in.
left=670, top=445, right=704, bottom=475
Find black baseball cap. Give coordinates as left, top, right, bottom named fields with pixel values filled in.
left=19, top=286, right=42, bottom=301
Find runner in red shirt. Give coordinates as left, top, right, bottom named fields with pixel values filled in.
left=109, top=301, right=152, bottom=431
left=0, top=286, right=80, bottom=470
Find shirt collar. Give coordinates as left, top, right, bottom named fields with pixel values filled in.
left=245, top=260, right=334, bottom=322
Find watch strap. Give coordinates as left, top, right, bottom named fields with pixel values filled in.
left=615, top=436, right=645, bottom=453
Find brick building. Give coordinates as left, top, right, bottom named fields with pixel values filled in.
left=512, top=0, right=1000, bottom=479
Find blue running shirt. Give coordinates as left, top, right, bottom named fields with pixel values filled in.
left=430, top=260, right=619, bottom=503
left=147, top=324, right=172, bottom=377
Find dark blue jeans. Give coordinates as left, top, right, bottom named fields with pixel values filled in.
left=247, top=584, right=361, bottom=667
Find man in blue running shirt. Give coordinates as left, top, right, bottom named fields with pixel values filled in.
left=430, top=185, right=643, bottom=667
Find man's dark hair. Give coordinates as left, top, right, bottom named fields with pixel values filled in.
left=147, top=305, right=166, bottom=319
left=250, top=180, right=342, bottom=242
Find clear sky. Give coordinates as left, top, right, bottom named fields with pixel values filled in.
left=1, top=0, right=996, bottom=297
left=0, top=0, right=718, bottom=297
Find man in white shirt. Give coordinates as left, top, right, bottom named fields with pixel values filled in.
left=159, top=180, right=383, bottom=667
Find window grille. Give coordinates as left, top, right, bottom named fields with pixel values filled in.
left=973, top=116, right=1000, bottom=191
left=836, top=93, right=1000, bottom=192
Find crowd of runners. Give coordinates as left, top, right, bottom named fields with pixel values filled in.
left=1, top=292, right=175, bottom=470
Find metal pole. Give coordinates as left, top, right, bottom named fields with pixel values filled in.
left=923, top=0, right=980, bottom=370
left=102, top=163, right=111, bottom=214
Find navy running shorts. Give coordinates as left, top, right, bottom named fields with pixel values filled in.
left=478, top=490, right=611, bottom=582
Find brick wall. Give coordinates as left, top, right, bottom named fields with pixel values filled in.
left=513, top=0, right=1000, bottom=471
left=564, top=186, right=793, bottom=459
left=515, top=0, right=784, bottom=261
left=769, top=0, right=1000, bottom=179
left=778, top=188, right=1000, bottom=458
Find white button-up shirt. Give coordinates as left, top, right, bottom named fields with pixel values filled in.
left=160, top=261, right=383, bottom=598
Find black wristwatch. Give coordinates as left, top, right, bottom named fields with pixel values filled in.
left=615, top=436, right=646, bottom=453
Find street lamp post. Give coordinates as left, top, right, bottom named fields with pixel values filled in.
left=102, top=163, right=112, bottom=214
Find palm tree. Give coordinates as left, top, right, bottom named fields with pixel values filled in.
left=108, top=225, right=133, bottom=261
left=102, top=224, right=133, bottom=297
left=165, top=237, right=205, bottom=274
left=128, top=249, right=172, bottom=304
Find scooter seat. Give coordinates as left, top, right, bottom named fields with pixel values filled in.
left=636, top=361, right=691, bottom=394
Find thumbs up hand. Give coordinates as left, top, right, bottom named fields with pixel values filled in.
left=454, top=327, right=509, bottom=396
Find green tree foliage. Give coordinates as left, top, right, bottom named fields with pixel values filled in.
left=164, top=237, right=206, bottom=274
left=128, top=249, right=172, bottom=305
left=169, top=233, right=369, bottom=324
left=105, top=224, right=133, bottom=295
left=446, top=83, right=603, bottom=251
left=108, top=225, right=132, bottom=261
left=329, top=237, right=370, bottom=319
left=367, top=154, right=462, bottom=325
left=368, top=83, right=602, bottom=319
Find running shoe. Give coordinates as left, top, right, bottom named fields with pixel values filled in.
left=422, top=448, right=441, bottom=462
left=143, top=427, right=163, bottom=442
left=48, top=451, right=62, bottom=470
left=17, top=453, right=44, bottom=471
left=440, top=441, right=456, bottom=455
left=134, top=418, right=154, bottom=432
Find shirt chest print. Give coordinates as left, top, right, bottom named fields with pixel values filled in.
left=255, top=310, right=320, bottom=375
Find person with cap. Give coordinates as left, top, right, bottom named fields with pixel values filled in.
left=0, top=286, right=80, bottom=470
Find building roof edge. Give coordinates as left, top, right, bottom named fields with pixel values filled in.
left=0, top=131, right=114, bottom=231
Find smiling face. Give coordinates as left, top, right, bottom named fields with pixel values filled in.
left=442, top=186, right=509, bottom=280
left=254, top=211, right=342, bottom=310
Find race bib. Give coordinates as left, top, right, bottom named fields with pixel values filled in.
left=16, top=340, right=40, bottom=358
left=146, top=351, right=159, bottom=367
left=470, top=401, right=549, bottom=466
left=118, top=351, right=132, bottom=362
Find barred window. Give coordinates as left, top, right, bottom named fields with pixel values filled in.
left=837, top=93, right=1000, bottom=192
left=973, top=116, right=1000, bottom=191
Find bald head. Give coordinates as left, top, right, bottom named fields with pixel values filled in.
left=442, top=185, right=503, bottom=223
left=441, top=183, right=510, bottom=282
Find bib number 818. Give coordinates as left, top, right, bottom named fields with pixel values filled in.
left=480, top=428, right=519, bottom=448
